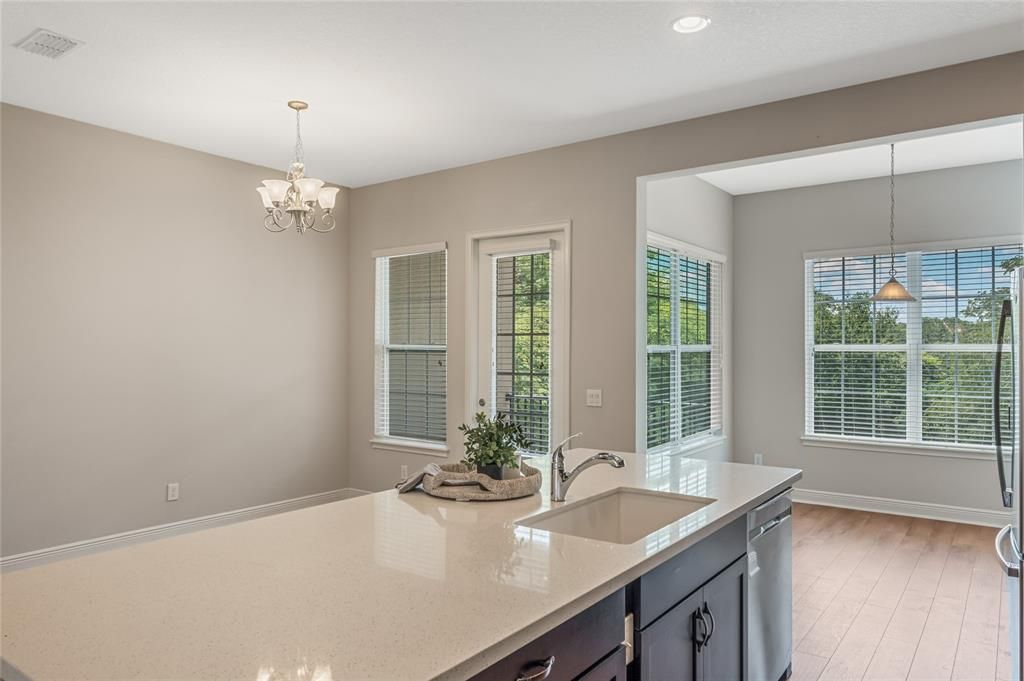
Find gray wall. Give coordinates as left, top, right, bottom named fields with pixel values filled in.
left=1, top=105, right=351, bottom=556
left=643, top=175, right=734, bottom=463
left=346, top=53, right=1024, bottom=492
left=733, top=160, right=1024, bottom=512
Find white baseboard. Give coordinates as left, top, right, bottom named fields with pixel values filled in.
left=1, top=487, right=371, bottom=572
left=792, top=488, right=1012, bottom=528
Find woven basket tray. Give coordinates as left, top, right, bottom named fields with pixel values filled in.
left=421, top=461, right=542, bottom=501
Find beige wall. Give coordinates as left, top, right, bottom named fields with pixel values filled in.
left=346, top=52, right=1024, bottom=492
left=1, top=105, right=351, bottom=556
left=734, top=160, right=1023, bottom=512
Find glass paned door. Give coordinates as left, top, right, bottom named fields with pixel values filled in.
left=475, top=231, right=567, bottom=456
left=493, top=253, right=551, bottom=452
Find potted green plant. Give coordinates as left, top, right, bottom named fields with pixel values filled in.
left=458, top=411, right=532, bottom=480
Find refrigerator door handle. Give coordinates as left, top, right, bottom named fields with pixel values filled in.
left=995, top=298, right=1014, bottom=509
left=996, top=524, right=1020, bottom=578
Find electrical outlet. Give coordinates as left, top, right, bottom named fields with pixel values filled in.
left=753, top=453, right=764, bottom=466
left=166, top=482, right=180, bottom=501
left=400, top=464, right=409, bottom=479
left=586, top=388, right=603, bottom=407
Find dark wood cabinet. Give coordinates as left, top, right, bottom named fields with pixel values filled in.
left=636, top=588, right=702, bottom=681
left=634, top=555, right=748, bottom=681
left=576, top=645, right=627, bottom=681
left=468, top=590, right=624, bottom=681
left=701, top=556, right=747, bottom=681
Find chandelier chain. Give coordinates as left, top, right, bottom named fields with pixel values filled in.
left=294, top=109, right=304, bottom=164
left=889, top=143, right=895, bottom=277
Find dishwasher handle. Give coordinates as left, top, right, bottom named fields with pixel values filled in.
left=750, top=507, right=791, bottom=541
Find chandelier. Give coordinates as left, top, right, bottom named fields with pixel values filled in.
left=256, top=101, right=339, bottom=235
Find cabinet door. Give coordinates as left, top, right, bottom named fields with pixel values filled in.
left=575, top=645, right=626, bottom=681
left=636, top=589, right=703, bottom=681
left=700, top=556, right=747, bottom=681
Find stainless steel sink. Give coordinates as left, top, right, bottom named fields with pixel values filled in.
left=516, top=487, right=715, bottom=544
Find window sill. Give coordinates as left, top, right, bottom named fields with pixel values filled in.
left=648, top=435, right=727, bottom=458
left=370, top=437, right=450, bottom=458
left=801, top=435, right=998, bottom=461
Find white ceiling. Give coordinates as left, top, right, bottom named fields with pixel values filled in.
left=2, top=2, right=1023, bottom=187
left=697, top=121, right=1024, bottom=195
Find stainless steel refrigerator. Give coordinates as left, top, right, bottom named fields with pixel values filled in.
left=995, top=268, right=1023, bottom=681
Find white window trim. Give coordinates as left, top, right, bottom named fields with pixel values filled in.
left=801, top=435, right=997, bottom=461
left=649, top=434, right=728, bottom=459
left=370, top=437, right=450, bottom=458
left=372, top=242, right=449, bottom=452
left=639, top=231, right=727, bottom=455
left=803, top=237, right=1021, bottom=456
left=464, top=222, right=571, bottom=449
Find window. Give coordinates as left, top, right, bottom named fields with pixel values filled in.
left=645, top=236, right=725, bottom=452
left=374, top=245, right=447, bottom=446
left=805, top=242, right=1022, bottom=450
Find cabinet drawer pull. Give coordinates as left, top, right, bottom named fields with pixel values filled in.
left=516, top=656, right=555, bottom=681
left=702, top=603, right=716, bottom=646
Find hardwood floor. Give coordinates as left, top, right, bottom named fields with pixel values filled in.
left=791, top=503, right=1012, bottom=681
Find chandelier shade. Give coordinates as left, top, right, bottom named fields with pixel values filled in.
left=317, top=187, right=340, bottom=210
left=257, top=101, right=338, bottom=235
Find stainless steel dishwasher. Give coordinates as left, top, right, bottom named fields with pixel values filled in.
left=748, top=488, right=793, bottom=681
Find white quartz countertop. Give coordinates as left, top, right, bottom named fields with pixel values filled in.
left=1, top=451, right=800, bottom=681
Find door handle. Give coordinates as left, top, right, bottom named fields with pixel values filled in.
left=994, top=299, right=1014, bottom=509
left=694, top=607, right=708, bottom=651
left=996, top=524, right=1020, bottom=578
left=702, top=603, right=716, bottom=647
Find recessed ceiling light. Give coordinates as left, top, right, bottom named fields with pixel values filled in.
left=672, top=15, right=711, bottom=34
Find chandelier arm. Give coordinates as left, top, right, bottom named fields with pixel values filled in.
left=309, top=212, right=336, bottom=233
left=264, top=212, right=287, bottom=233
left=272, top=208, right=296, bottom=232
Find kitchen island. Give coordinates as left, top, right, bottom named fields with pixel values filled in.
left=1, top=450, right=800, bottom=681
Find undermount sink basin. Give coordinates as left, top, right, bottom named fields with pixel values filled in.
left=516, top=487, right=715, bottom=544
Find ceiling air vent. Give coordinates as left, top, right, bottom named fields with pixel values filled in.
left=15, top=28, right=83, bottom=59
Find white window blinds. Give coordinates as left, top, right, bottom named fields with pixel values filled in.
left=805, top=243, right=1021, bottom=449
left=494, top=252, right=551, bottom=454
left=646, top=239, right=725, bottom=451
left=374, top=247, right=447, bottom=443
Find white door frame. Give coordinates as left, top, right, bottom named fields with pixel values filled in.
left=465, top=221, right=572, bottom=451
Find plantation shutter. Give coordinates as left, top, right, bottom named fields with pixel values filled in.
left=646, top=237, right=725, bottom=451
left=374, top=246, right=447, bottom=443
left=805, top=242, right=1021, bottom=449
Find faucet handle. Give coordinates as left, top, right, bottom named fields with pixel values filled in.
left=550, top=432, right=583, bottom=456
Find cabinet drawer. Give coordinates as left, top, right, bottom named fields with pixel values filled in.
left=470, top=589, right=625, bottom=681
left=630, top=517, right=745, bottom=629
left=576, top=645, right=627, bottom=681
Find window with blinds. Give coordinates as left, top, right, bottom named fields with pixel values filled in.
left=646, top=239, right=725, bottom=452
left=805, top=242, right=1021, bottom=449
left=494, top=252, right=551, bottom=454
left=374, top=247, right=447, bottom=444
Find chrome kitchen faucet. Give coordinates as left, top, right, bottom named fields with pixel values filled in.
left=549, top=433, right=625, bottom=502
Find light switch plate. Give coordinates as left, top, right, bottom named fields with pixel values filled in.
left=586, top=388, right=603, bottom=407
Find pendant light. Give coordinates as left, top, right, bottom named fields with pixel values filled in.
left=871, top=143, right=916, bottom=302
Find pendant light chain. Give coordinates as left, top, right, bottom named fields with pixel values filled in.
left=889, top=142, right=896, bottom=277
left=294, top=108, right=305, bottom=165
